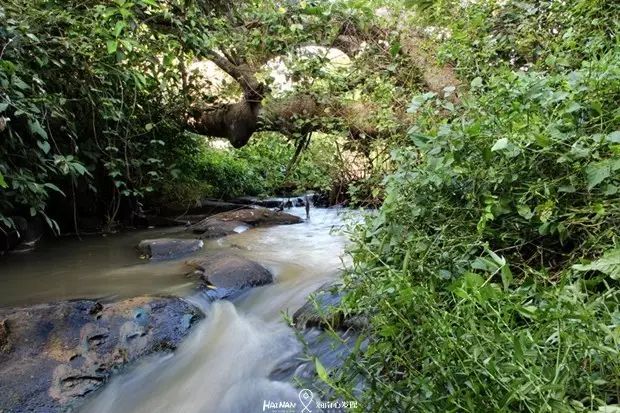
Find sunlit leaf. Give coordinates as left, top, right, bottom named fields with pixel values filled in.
left=106, top=40, right=118, bottom=54
left=573, top=248, right=620, bottom=280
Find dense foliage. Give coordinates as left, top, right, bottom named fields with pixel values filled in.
left=321, top=1, right=620, bottom=411
left=0, top=0, right=376, bottom=235
left=157, top=132, right=337, bottom=210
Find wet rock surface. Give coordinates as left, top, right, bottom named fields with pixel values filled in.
left=189, top=207, right=302, bottom=238
left=187, top=253, right=273, bottom=300
left=293, top=283, right=368, bottom=331
left=0, top=296, right=202, bottom=412
left=137, top=238, right=204, bottom=260
left=188, top=219, right=250, bottom=239
left=0, top=319, right=9, bottom=353
left=270, top=283, right=366, bottom=392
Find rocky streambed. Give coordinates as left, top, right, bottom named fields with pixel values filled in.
left=0, top=204, right=360, bottom=413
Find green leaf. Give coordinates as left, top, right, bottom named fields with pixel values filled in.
left=71, top=162, right=89, bottom=176
left=37, top=140, right=51, bottom=154
left=558, top=185, right=576, bottom=193
left=43, top=182, right=65, bottom=195
left=11, top=75, right=29, bottom=90
left=0, top=102, right=8, bottom=113
left=28, top=119, right=48, bottom=139
left=389, top=40, right=401, bottom=57
left=517, top=204, right=534, bottom=220
left=315, top=358, right=329, bottom=382
left=120, top=39, right=133, bottom=52
left=573, top=248, right=620, bottom=280
left=470, top=77, right=483, bottom=88
left=106, top=40, right=118, bottom=54
left=491, top=138, right=509, bottom=151
left=145, top=123, right=154, bottom=132
left=500, top=265, right=513, bottom=291
left=606, top=131, right=620, bottom=143
left=114, top=20, right=126, bottom=37
left=564, top=101, right=581, bottom=114
left=585, top=160, right=611, bottom=190
left=0, top=172, right=7, bottom=188
left=513, top=333, right=524, bottom=362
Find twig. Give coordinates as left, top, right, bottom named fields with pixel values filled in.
left=0, top=37, right=15, bottom=60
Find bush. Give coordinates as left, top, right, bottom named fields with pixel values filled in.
left=157, top=133, right=337, bottom=206
left=237, top=132, right=336, bottom=195
left=322, top=1, right=620, bottom=411
left=0, top=0, right=189, bottom=230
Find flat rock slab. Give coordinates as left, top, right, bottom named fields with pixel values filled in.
left=189, top=207, right=302, bottom=238
left=189, top=219, right=251, bottom=239
left=161, top=199, right=250, bottom=217
left=137, top=238, right=203, bottom=260
left=293, top=282, right=368, bottom=331
left=187, top=253, right=273, bottom=299
left=0, top=296, right=202, bottom=413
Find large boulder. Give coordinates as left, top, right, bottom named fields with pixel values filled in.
left=137, top=238, right=203, bottom=260
left=269, top=283, right=367, bottom=392
left=161, top=199, right=250, bottom=217
left=189, top=207, right=302, bottom=238
left=292, top=283, right=368, bottom=331
left=187, top=253, right=273, bottom=299
left=0, top=296, right=202, bottom=412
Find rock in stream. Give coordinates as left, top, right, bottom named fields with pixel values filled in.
left=187, top=252, right=274, bottom=300
left=137, top=238, right=204, bottom=260
left=270, top=283, right=367, bottom=396
left=0, top=296, right=202, bottom=412
left=189, top=207, right=302, bottom=239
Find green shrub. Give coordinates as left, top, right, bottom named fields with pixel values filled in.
left=321, top=1, right=620, bottom=411
left=237, top=132, right=336, bottom=195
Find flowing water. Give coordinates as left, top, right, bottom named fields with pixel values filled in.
left=1, top=207, right=349, bottom=413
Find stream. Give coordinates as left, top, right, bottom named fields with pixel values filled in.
left=1, top=207, right=350, bottom=412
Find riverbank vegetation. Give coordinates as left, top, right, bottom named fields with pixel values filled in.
left=322, top=1, right=620, bottom=411
left=1, top=0, right=395, bottom=236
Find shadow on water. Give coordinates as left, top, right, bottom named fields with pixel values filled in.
left=0, top=226, right=200, bottom=308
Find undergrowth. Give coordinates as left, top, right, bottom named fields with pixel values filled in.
left=318, top=1, right=620, bottom=411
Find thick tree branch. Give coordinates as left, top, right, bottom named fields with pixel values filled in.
left=187, top=22, right=458, bottom=148
left=185, top=91, right=404, bottom=149
left=203, top=49, right=263, bottom=101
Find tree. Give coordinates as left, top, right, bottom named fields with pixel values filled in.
left=172, top=1, right=458, bottom=148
